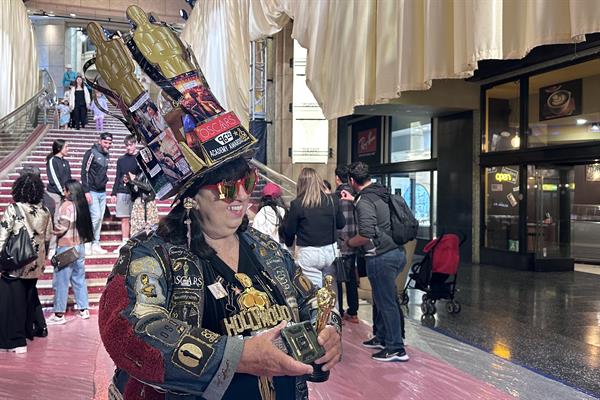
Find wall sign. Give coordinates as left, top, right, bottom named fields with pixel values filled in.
left=539, top=79, right=582, bottom=121
left=351, top=116, right=382, bottom=165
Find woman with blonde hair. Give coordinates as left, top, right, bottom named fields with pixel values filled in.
left=284, top=168, right=345, bottom=287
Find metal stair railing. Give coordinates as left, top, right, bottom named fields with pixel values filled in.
left=249, top=158, right=296, bottom=202
left=0, top=69, right=57, bottom=156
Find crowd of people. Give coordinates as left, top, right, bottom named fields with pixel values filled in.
left=0, top=131, right=159, bottom=353
left=0, top=134, right=408, bottom=366
left=58, top=64, right=108, bottom=131
left=250, top=162, right=409, bottom=362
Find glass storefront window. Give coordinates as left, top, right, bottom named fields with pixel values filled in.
left=389, top=171, right=432, bottom=238
left=528, top=59, right=600, bottom=148
left=484, top=166, right=520, bottom=251
left=483, top=81, right=520, bottom=152
left=390, top=117, right=431, bottom=162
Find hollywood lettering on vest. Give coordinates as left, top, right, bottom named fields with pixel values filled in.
left=222, top=304, right=292, bottom=337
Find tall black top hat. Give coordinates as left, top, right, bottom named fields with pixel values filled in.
left=85, top=6, right=256, bottom=200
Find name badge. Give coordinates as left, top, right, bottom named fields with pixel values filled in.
left=207, top=282, right=228, bottom=299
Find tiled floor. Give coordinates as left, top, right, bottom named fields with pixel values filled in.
left=358, top=263, right=600, bottom=398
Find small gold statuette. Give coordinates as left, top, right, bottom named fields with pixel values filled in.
left=315, top=275, right=337, bottom=334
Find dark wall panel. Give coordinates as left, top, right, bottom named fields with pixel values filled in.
left=437, top=112, right=473, bottom=263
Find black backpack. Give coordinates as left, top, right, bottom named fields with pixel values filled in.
left=387, top=194, right=419, bottom=245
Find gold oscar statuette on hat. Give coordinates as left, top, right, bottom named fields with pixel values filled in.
left=87, top=22, right=145, bottom=108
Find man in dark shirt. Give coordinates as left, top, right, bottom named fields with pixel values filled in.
left=345, top=162, right=409, bottom=362
left=334, top=165, right=359, bottom=323
left=110, top=135, right=138, bottom=251
left=81, top=131, right=113, bottom=254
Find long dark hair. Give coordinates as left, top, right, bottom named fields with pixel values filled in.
left=46, top=139, right=66, bottom=162
left=157, top=157, right=250, bottom=259
left=75, top=76, right=84, bottom=89
left=12, top=173, right=45, bottom=204
left=64, top=180, right=94, bottom=243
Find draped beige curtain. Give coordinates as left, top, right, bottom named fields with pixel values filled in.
left=0, top=0, right=39, bottom=119
left=180, top=0, right=251, bottom=127
left=182, top=0, right=600, bottom=121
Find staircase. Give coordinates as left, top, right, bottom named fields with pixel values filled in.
left=0, top=109, right=174, bottom=308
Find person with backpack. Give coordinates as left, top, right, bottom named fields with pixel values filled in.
left=345, top=161, right=409, bottom=362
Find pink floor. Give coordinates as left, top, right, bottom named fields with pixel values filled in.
left=0, top=314, right=513, bottom=399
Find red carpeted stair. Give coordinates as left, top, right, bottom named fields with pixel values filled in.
left=0, top=109, right=173, bottom=309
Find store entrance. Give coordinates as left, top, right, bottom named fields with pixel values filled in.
left=527, top=163, right=600, bottom=265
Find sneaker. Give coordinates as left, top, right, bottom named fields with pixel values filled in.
left=6, top=346, right=27, bottom=354
left=362, top=337, right=384, bottom=349
left=92, top=244, right=108, bottom=254
left=46, top=314, right=67, bottom=325
left=79, top=309, right=90, bottom=319
left=84, top=243, right=92, bottom=255
left=343, top=314, right=360, bottom=324
left=372, top=347, right=409, bottom=362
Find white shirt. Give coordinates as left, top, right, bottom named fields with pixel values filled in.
left=252, top=205, right=286, bottom=244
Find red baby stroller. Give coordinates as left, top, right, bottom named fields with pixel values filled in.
left=400, top=233, right=464, bottom=316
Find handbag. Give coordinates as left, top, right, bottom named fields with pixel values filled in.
left=329, top=197, right=349, bottom=283
left=51, top=210, right=80, bottom=271
left=51, top=247, right=80, bottom=270
left=0, top=203, right=38, bottom=271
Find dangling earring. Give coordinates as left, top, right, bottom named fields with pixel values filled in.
left=183, top=197, right=194, bottom=248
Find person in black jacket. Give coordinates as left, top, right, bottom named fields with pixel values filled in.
left=45, top=139, right=72, bottom=218
left=110, top=135, right=138, bottom=250
left=345, top=161, right=409, bottom=363
left=81, top=131, right=113, bottom=254
left=284, top=168, right=345, bottom=289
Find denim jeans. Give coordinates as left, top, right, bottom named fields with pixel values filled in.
left=52, top=244, right=88, bottom=313
left=295, top=245, right=337, bottom=288
left=89, top=191, right=107, bottom=245
left=366, top=248, right=406, bottom=349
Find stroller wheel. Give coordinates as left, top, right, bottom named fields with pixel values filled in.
left=453, top=301, right=461, bottom=313
left=446, top=302, right=455, bottom=313
left=400, top=292, right=409, bottom=305
left=421, top=314, right=435, bottom=326
left=422, top=294, right=429, bottom=302
left=420, top=302, right=429, bottom=315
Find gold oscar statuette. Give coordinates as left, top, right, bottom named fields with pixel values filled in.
left=309, top=275, right=336, bottom=382
left=87, top=22, right=145, bottom=107
left=127, top=5, right=193, bottom=79
left=315, top=275, right=337, bottom=334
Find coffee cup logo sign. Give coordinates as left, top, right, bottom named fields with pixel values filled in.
left=539, top=79, right=582, bottom=121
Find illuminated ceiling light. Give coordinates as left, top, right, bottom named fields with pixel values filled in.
left=69, top=13, right=76, bottom=17
left=511, top=136, right=520, bottom=148
left=576, top=118, right=587, bottom=125
left=179, top=9, right=188, bottom=20
left=47, top=11, right=55, bottom=16
left=591, top=123, right=600, bottom=133
left=186, top=0, right=197, bottom=7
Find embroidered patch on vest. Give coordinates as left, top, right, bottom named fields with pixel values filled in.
left=172, top=335, right=215, bottom=377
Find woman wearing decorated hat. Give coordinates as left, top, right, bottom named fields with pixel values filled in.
left=98, top=155, right=342, bottom=399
